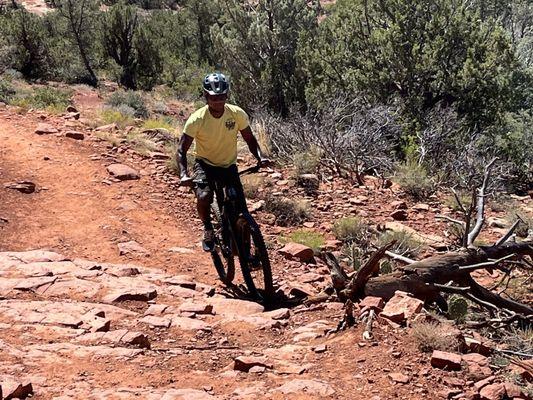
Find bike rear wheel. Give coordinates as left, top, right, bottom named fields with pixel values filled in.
left=235, top=214, right=274, bottom=302
left=211, top=202, right=235, bottom=284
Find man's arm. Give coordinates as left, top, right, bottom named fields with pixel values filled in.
left=240, top=126, right=269, bottom=164
left=177, top=134, right=194, bottom=180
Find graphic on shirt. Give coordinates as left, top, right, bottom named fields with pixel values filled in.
left=225, top=119, right=236, bottom=130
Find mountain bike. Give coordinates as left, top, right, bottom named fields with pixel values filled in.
left=206, top=165, right=274, bottom=302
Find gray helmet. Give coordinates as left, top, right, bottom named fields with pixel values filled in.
left=203, top=72, right=229, bottom=95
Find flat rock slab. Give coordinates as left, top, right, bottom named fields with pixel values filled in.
left=76, top=329, right=150, bottom=349
left=431, top=350, right=462, bottom=370
left=4, top=181, right=36, bottom=194
left=103, top=288, right=157, bottom=303
left=234, top=355, right=273, bottom=372
left=207, top=297, right=264, bottom=316
left=106, top=164, right=140, bottom=181
left=35, top=123, right=58, bottom=134
left=272, top=379, right=335, bottom=397
left=65, top=131, right=84, bottom=140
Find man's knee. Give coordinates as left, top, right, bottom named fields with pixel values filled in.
left=196, top=185, right=213, bottom=207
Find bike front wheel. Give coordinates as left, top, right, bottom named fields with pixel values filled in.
left=235, top=214, right=274, bottom=302
left=211, top=201, right=235, bottom=284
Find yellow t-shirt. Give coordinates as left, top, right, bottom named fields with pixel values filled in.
left=183, top=104, right=249, bottom=167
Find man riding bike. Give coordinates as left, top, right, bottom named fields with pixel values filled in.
left=177, top=72, right=270, bottom=251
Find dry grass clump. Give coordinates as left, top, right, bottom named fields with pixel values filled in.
left=411, top=321, right=460, bottom=353
left=264, top=195, right=310, bottom=226
left=333, top=217, right=368, bottom=243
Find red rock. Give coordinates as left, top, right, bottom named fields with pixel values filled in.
left=381, top=291, right=423, bottom=323
left=391, top=209, right=408, bottom=221
left=234, top=356, right=272, bottom=372
left=389, top=372, right=410, bottom=384
left=474, top=376, right=496, bottom=392
left=35, top=123, right=58, bottom=134
left=412, top=203, right=430, bottom=211
left=4, top=181, right=36, bottom=194
left=106, top=164, right=140, bottom=181
left=504, top=382, right=524, bottom=398
left=431, top=350, right=462, bottom=370
left=463, top=353, right=489, bottom=366
left=117, top=241, right=147, bottom=255
left=139, top=316, right=171, bottom=328
left=178, top=302, right=214, bottom=315
left=0, top=378, right=33, bottom=400
left=121, top=331, right=150, bottom=349
left=65, top=131, right=84, bottom=140
left=359, top=296, right=385, bottom=310
left=391, top=200, right=407, bottom=209
left=279, top=243, right=314, bottom=262
left=479, top=383, right=505, bottom=400
left=171, top=316, right=211, bottom=331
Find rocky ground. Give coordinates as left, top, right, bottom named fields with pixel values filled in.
left=0, top=90, right=532, bottom=400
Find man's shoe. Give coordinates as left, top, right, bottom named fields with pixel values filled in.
left=202, top=228, right=216, bottom=252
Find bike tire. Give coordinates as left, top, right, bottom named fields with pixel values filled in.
left=235, top=214, right=274, bottom=302
left=211, top=201, right=235, bottom=284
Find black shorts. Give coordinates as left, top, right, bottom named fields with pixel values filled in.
left=193, top=159, right=248, bottom=212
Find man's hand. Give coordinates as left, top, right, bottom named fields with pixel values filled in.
left=179, top=175, right=194, bottom=187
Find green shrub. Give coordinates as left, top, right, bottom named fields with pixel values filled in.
left=105, top=90, right=148, bottom=118
left=394, top=162, right=436, bottom=200
left=448, top=295, right=468, bottom=323
left=333, top=217, right=368, bottom=243
left=281, top=230, right=325, bottom=253
left=125, top=131, right=160, bottom=156
left=264, top=195, right=310, bottom=226
left=445, top=190, right=473, bottom=212
left=0, top=78, right=15, bottom=103
left=504, top=203, right=532, bottom=238
left=99, top=108, right=135, bottom=128
left=10, top=86, right=71, bottom=112
left=341, top=242, right=363, bottom=270
left=292, top=147, right=321, bottom=177
left=377, top=230, right=422, bottom=258
left=142, top=116, right=178, bottom=131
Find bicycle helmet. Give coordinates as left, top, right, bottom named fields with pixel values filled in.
left=203, top=72, right=229, bottom=95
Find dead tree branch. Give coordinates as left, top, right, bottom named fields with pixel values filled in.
left=467, top=157, right=497, bottom=246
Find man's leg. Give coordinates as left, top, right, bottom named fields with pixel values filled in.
left=193, top=161, right=215, bottom=250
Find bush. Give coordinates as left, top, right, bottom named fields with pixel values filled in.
left=10, top=86, right=71, bottom=112
left=394, top=161, right=436, bottom=200
left=447, top=295, right=468, bottom=323
left=142, top=116, right=178, bottom=131
left=411, top=322, right=460, bottom=353
left=504, top=202, right=532, bottom=238
left=99, top=108, right=135, bottom=128
left=264, top=195, right=310, bottom=226
left=341, top=242, right=364, bottom=271
left=125, top=131, right=160, bottom=156
left=292, top=147, right=321, bottom=177
left=281, top=230, right=325, bottom=253
left=105, top=90, right=148, bottom=118
left=333, top=217, right=368, bottom=244
left=241, top=175, right=265, bottom=200
left=377, top=230, right=422, bottom=258
left=0, top=78, right=15, bottom=103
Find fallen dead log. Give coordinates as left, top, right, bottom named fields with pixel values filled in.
left=324, top=240, right=533, bottom=316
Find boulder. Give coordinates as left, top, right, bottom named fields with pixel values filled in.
left=381, top=291, right=423, bottom=323
left=431, top=350, right=462, bottom=371
left=35, top=123, right=58, bottom=134
left=479, top=383, right=506, bottom=400
left=279, top=242, right=314, bottom=262
left=359, top=296, right=385, bottom=311
left=65, top=131, right=84, bottom=140
left=107, top=164, right=140, bottom=181
left=391, top=209, right=408, bottom=221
